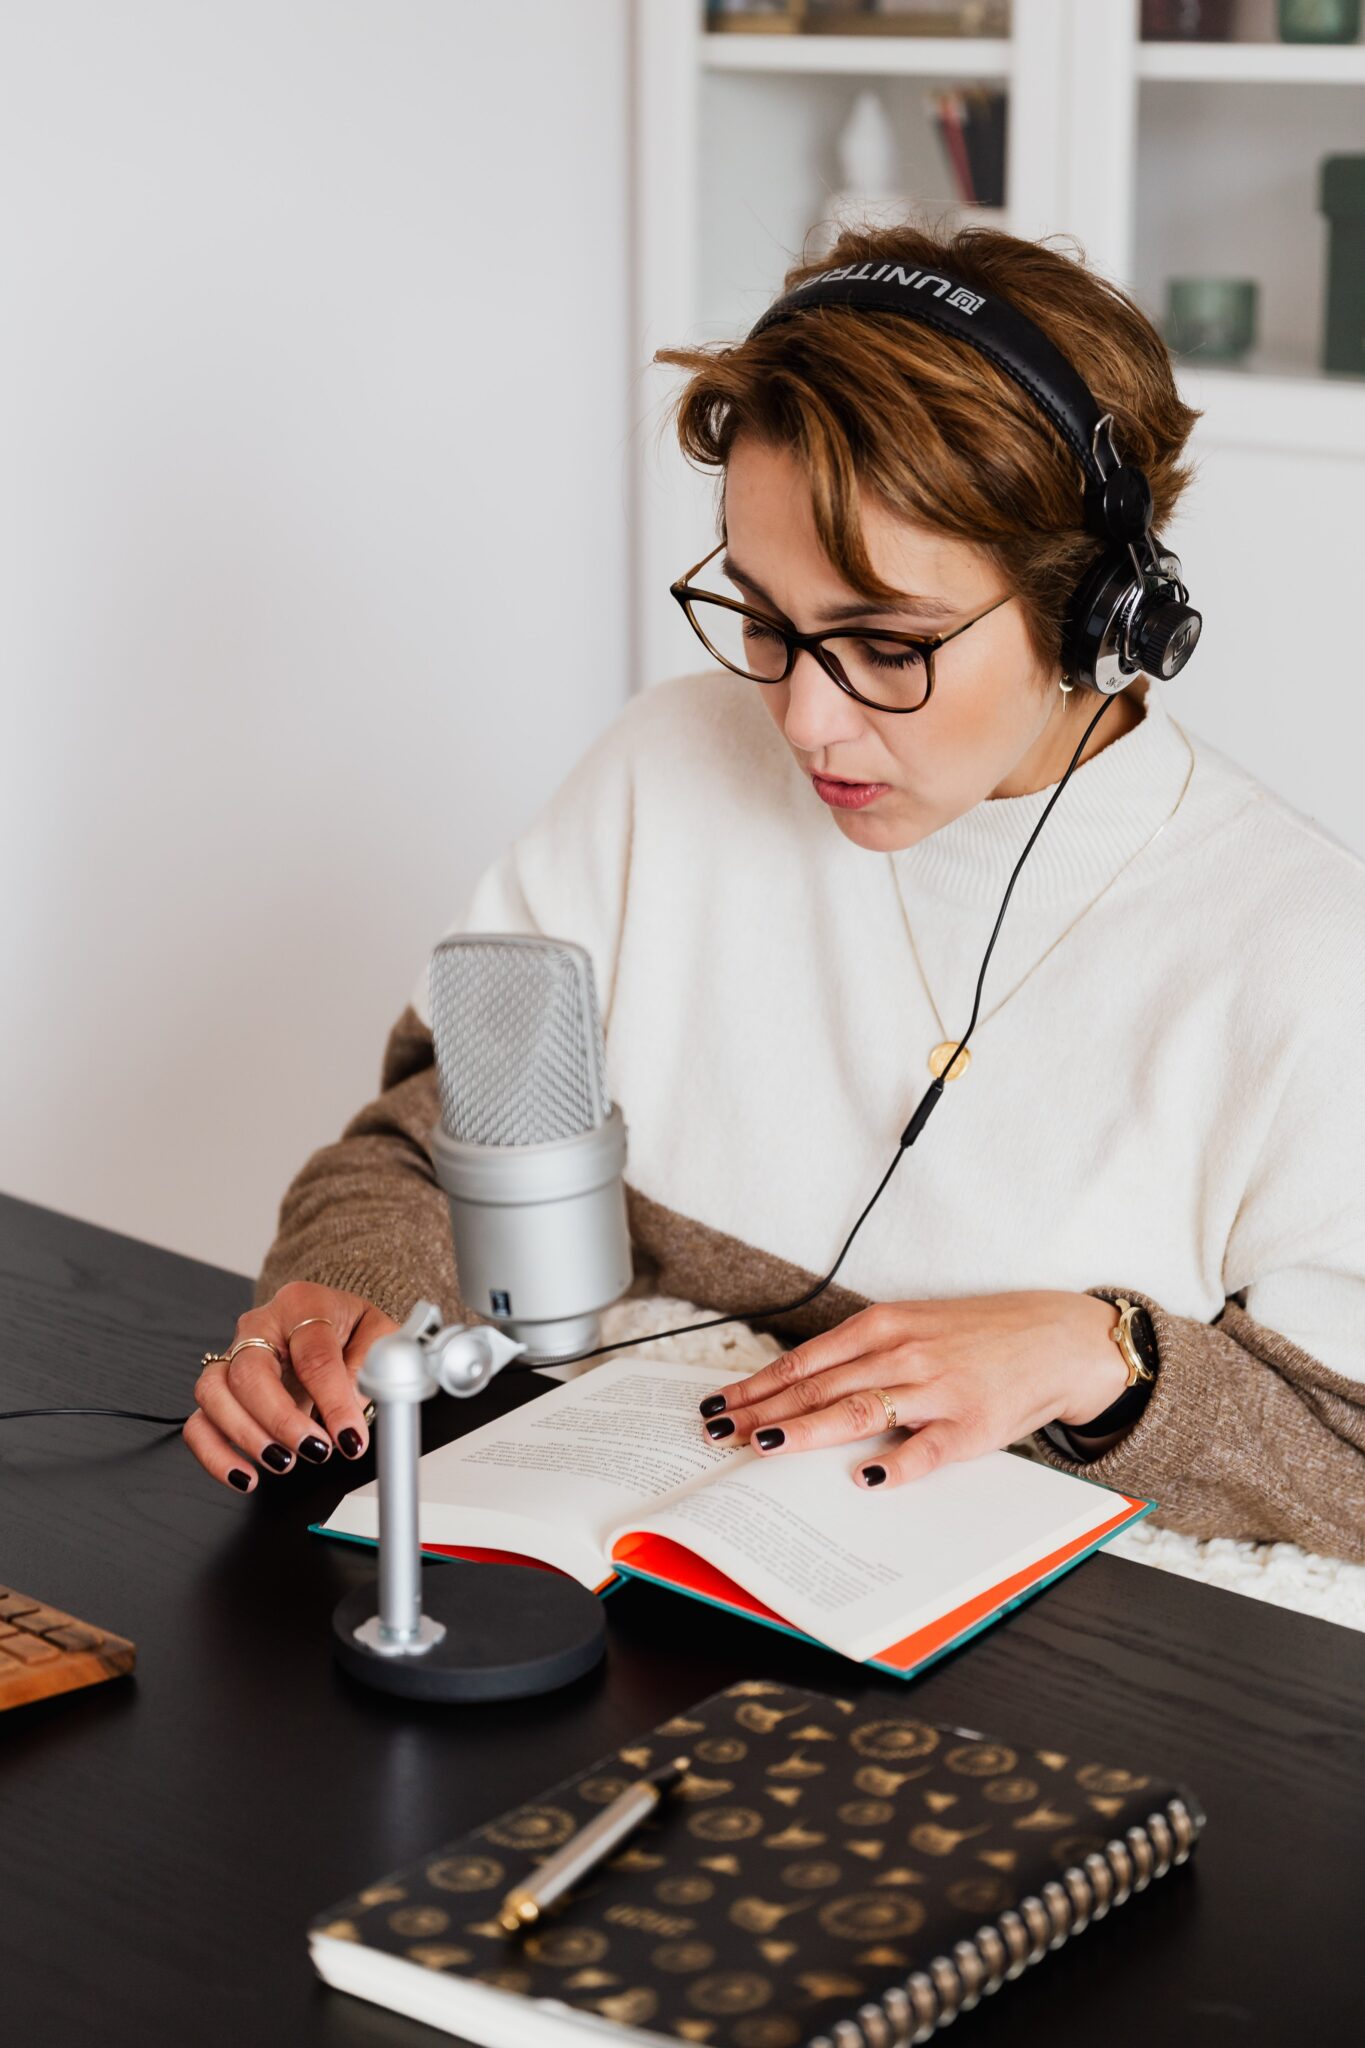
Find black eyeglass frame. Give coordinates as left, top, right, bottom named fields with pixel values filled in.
left=669, top=540, right=1015, bottom=714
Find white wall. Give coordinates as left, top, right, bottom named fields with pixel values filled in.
left=0, top=1, right=631, bottom=1278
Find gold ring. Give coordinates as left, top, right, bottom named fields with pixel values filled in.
left=285, top=1317, right=335, bottom=1344
left=872, top=1386, right=898, bottom=1432
left=225, top=1335, right=285, bottom=1367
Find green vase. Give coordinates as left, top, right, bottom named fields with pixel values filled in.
left=1278, top=0, right=1362, bottom=41
left=1321, top=157, right=1365, bottom=376
left=1165, top=277, right=1259, bottom=363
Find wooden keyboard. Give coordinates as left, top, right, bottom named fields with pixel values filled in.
left=0, top=1586, right=136, bottom=1711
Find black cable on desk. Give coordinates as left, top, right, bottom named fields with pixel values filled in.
left=0, top=1405, right=190, bottom=1426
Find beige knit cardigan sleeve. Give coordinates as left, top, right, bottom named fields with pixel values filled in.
left=257, top=1007, right=1365, bottom=1565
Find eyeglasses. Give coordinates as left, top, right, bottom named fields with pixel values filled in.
left=669, top=540, right=1015, bottom=714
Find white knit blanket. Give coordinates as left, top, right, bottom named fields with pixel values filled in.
left=580, top=1293, right=1365, bottom=1637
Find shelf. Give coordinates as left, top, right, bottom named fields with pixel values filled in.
left=1138, top=41, right=1365, bottom=86
left=1175, top=363, right=1365, bottom=456
left=700, top=33, right=1011, bottom=77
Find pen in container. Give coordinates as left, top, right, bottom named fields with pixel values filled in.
left=499, top=1755, right=691, bottom=1934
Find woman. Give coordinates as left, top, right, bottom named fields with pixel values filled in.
left=185, top=224, right=1365, bottom=1560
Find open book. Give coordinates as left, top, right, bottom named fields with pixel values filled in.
left=314, top=1357, right=1150, bottom=1678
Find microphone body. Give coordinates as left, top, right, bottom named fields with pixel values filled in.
left=431, top=1111, right=630, bottom=1359
left=428, top=933, right=632, bottom=1362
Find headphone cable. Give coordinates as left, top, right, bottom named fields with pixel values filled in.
left=0, top=1405, right=190, bottom=1427
left=534, top=688, right=1115, bottom=1366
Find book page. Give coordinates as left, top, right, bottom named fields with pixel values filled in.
left=320, top=1357, right=734, bottom=1590
left=613, top=1436, right=1133, bottom=1662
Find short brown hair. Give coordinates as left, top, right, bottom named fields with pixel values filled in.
left=656, top=220, right=1202, bottom=678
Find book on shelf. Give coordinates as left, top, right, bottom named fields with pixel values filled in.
left=927, top=86, right=1007, bottom=208
left=705, top=2, right=1012, bottom=34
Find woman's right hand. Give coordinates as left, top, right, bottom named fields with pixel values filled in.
left=184, top=1281, right=398, bottom=1493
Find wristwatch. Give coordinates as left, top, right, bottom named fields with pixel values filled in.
left=1048, top=1296, right=1160, bottom=1456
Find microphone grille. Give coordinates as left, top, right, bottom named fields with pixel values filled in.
left=429, top=934, right=611, bottom=1146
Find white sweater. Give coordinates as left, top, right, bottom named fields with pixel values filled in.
left=416, top=671, right=1365, bottom=1382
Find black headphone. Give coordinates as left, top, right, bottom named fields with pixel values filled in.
left=747, top=259, right=1202, bottom=696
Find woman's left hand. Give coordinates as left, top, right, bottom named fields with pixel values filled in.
left=698, top=1292, right=1132, bottom=1488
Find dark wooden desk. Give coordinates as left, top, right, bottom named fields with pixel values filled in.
left=1, top=1192, right=1361, bottom=2047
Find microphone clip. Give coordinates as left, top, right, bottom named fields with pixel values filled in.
left=357, top=1300, right=528, bottom=1408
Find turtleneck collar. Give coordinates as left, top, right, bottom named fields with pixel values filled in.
left=889, top=682, right=1197, bottom=910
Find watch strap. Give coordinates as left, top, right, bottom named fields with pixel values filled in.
left=1049, top=1295, right=1161, bottom=1455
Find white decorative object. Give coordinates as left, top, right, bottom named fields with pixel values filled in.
left=839, top=86, right=899, bottom=195
left=815, top=88, right=915, bottom=250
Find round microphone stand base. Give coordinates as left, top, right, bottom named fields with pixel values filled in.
left=332, top=1562, right=607, bottom=1703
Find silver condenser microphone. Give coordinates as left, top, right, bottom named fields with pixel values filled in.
left=428, top=933, right=632, bottom=1362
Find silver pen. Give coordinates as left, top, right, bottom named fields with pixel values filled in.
left=499, top=1755, right=691, bottom=1934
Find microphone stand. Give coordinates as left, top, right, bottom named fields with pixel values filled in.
left=330, top=1300, right=607, bottom=1701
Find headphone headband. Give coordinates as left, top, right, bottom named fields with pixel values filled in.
left=748, top=263, right=1119, bottom=531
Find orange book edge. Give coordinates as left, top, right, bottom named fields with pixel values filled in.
left=419, top=1543, right=620, bottom=1597
left=610, top=1494, right=1148, bottom=1674
left=308, top=1525, right=620, bottom=1597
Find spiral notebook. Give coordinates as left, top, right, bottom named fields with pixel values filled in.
left=310, top=1679, right=1203, bottom=2047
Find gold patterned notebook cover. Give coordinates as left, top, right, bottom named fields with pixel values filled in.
left=310, top=1679, right=1204, bottom=2047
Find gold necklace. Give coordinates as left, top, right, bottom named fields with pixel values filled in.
left=897, top=736, right=1196, bottom=1081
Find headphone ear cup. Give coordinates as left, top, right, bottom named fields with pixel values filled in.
left=1060, top=550, right=1137, bottom=694
left=1083, top=463, right=1153, bottom=546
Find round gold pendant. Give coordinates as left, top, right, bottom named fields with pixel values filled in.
left=929, top=1040, right=972, bottom=1082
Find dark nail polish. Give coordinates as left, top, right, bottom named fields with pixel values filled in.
left=755, top=1428, right=786, bottom=1451
left=705, top=1416, right=735, bottom=1441
left=861, top=1464, right=887, bottom=1487
left=227, top=1468, right=252, bottom=1491
left=298, top=1434, right=331, bottom=1464
left=338, top=1428, right=364, bottom=1460
left=699, top=1394, right=727, bottom=1418
left=260, top=1442, right=292, bottom=1472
